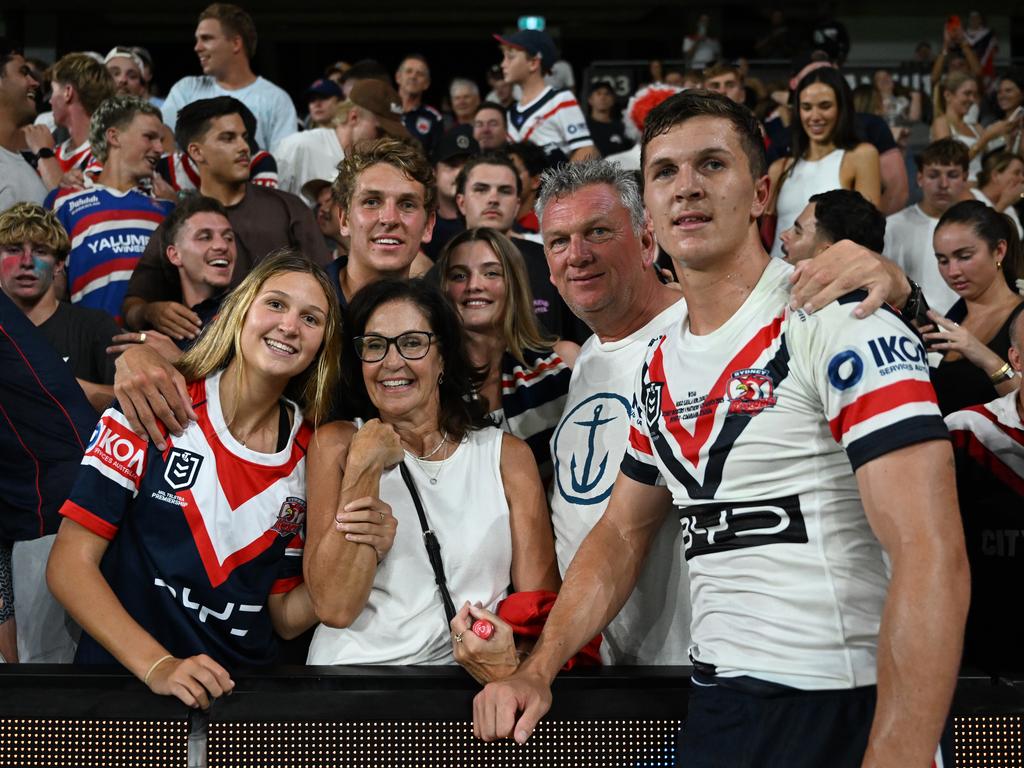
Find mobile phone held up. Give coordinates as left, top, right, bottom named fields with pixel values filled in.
left=946, top=15, right=962, bottom=41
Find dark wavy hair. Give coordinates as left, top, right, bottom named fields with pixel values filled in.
left=790, top=67, right=859, bottom=161
left=342, top=278, right=490, bottom=438
left=936, top=200, right=1023, bottom=291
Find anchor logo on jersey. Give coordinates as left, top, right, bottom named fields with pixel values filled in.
left=570, top=404, right=617, bottom=493
left=164, top=448, right=203, bottom=491
left=553, top=392, right=631, bottom=506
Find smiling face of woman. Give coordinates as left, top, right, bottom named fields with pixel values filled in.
left=799, top=82, right=839, bottom=146
left=997, top=78, right=1023, bottom=114
left=238, top=271, right=328, bottom=382
left=360, top=298, right=443, bottom=422
left=444, top=240, right=508, bottom=334
left=947, top=79, right=978, bottom=117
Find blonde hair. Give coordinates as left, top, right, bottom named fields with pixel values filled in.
left=48, top=53, right=116, bottom=114
left=437, top=227, right=555, bottom=365
left=176, top=249, right=341, bottom=426
left=0, top=203, right=71, bottom=258
left=938, top=71, right=977, bottom=114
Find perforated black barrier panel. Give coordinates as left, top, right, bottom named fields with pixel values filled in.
left=208, top=720, right=681, bottom=767
left=0, top=718, right=188, bottom=767
left=1, top=667, right=1022, bottom=767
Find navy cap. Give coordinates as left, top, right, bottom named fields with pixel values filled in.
left=432, top=126, right=479, bottom=164
left=493, top=30, right=557, bottom=72
left=306, top=78, right=343, bottom=100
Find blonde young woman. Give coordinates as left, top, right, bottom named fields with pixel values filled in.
left=931, top=71, right=1022, bottom=181
left=437, top=227, right=578, bottom=480
left=48, top=251, right=341, bottom=708
left=767, top=67, right=880, bottom=258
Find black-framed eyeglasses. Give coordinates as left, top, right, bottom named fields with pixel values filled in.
left=354, top=331, right=436, bottom=362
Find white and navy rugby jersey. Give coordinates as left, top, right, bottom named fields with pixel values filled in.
left=507, top=87, right=593, bottom=159
left=49, top=184, right=173, bottom=323
left=622, top=257, right=948, bottom=690
left=60, top=371, right=308, bottom=668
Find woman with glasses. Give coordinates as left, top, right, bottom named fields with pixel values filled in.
left=436, top=228, right=577, bottom=482
left=303, top=278, right=560, bottom=676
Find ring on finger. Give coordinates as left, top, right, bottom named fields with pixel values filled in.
left=139, top=332, right=147, bottom=344
left=378, top=511, right=384, bottom=523
left=454, top=631, right=464, bottom=644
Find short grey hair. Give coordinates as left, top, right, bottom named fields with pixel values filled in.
left=88, top=94, right=161, bottom=163
left=535, top=160, right=646, bottom=236
left=449, top=77, right=480, bottom=97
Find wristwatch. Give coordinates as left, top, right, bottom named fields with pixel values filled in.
left=989, top=361, right=1018, bottom=385
left=35, top=147, right=55, bottom=160
left=901, top=279, right=930, bottom=326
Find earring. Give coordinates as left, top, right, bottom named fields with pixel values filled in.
left=438, top=372, right=445, bottom=386
left=997, top=262, right=1003, bottom=270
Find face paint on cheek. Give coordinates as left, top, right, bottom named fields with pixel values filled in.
left=0, top=254, right=23, bottom=280
left=31, top=255, right=55, bottom=279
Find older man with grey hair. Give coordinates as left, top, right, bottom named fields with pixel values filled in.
left=535, top=160, right=692, bottom=665
left=449, top=77, right=480, bottom=126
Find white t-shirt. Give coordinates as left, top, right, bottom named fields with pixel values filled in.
left=971, top=187, right=1024, bottom=237
left=162, top=75, right=298, bottom=151
left=0, top=146, right=47, bottom=210
left=273, top=128, right=344, bottom=197
left=549, top=299, right=693, bottom=664
left=884, top=204, right=960, bottom=315
left=623, top=258, right=948, bottom=689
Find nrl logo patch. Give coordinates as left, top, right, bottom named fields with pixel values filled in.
left=643, top=380, right=663, bottom=429
left=164, top=448, right=204, bottom=491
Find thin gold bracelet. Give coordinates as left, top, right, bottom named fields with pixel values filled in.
left=143, top=654, right=174, bottom=686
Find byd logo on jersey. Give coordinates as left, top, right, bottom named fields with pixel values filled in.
left=725, top=369, right=777, bottom=414
left=679, top=494, right=808, bottom=560
left=87, top=417, right=145, bottom=481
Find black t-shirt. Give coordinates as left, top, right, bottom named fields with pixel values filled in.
left=37, top=301, right=119, bottom=385
left=422, top=214, right=466, bottom=261
left=586, top=118, right=635, bottom=158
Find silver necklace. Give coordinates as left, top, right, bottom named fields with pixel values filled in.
left=411, top=432, right=449, bottom=485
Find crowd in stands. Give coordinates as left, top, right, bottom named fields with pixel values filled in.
left=0, top=4, right=1022, bottom=756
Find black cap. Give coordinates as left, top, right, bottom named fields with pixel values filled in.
left=432, top=126, right=479, bottom=164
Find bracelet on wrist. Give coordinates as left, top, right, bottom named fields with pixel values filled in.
left=143, top=654, right=174, bottom=686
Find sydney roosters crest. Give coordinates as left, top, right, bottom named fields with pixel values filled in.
left=271, top=497, right=306, bottom=537
left=725, top=369, right=777, bottom=414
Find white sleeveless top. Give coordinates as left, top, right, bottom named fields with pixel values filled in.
left=307, top=426, right=512, bottom=665
left=771, top=149, right=845, bottom=259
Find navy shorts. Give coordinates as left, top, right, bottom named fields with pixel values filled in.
left=677, top=672, right=953, bottom=768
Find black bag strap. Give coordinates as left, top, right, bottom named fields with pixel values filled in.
left=398, top=461, right=457, bottom=625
